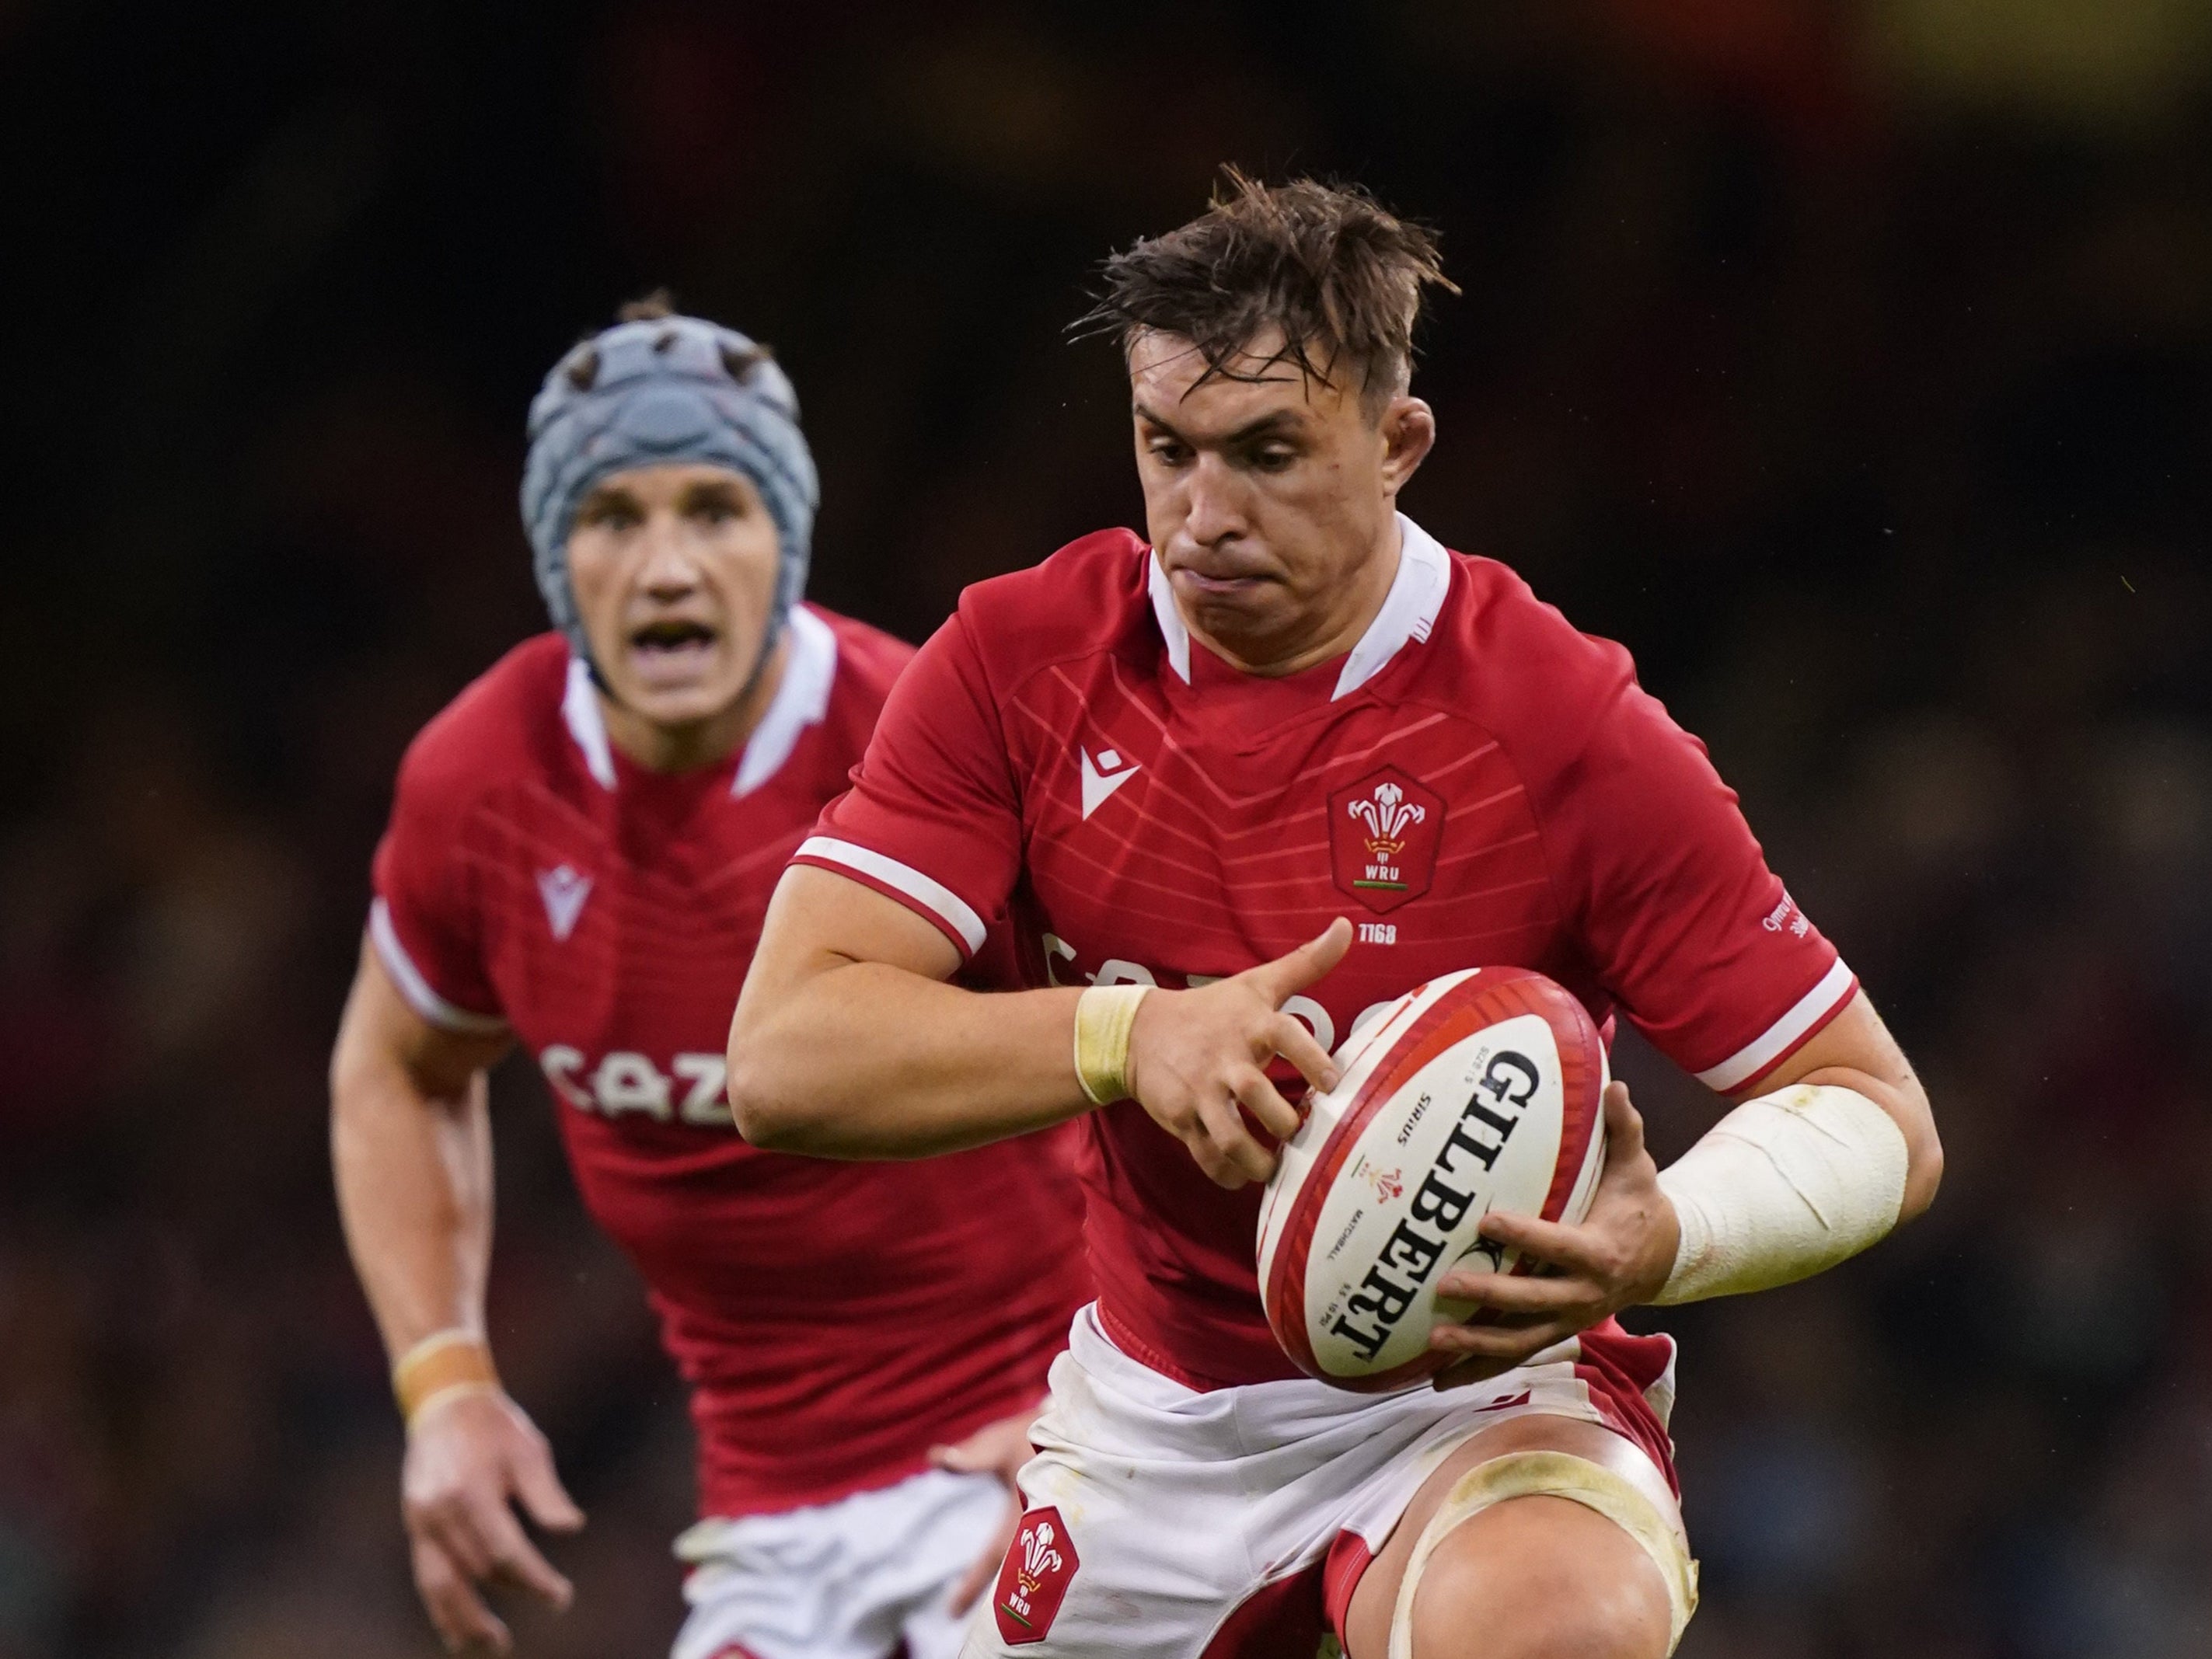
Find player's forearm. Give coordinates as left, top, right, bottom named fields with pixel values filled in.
left=1731, top=991, right=1942, bottom=1221
left=331, top=1034, right=495, bottom=1358
left=728, top=964, right=1091, bottom=1157
left=1649, top=994, right=1939, bottom=1305
left=1788, top=1060, right=1941, bottom=1222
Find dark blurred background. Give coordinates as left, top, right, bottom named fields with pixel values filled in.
left=2, top=3, right=2210, bottom=1656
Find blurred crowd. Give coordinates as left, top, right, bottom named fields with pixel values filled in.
left=2, top=4, right=2209, bottom=1656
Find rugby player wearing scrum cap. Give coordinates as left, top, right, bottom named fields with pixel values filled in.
left=729, top=176, right=1943, bottom=1658
left=331, top=296, right=1088, bottom=1659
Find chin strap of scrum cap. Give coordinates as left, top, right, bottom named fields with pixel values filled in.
left=518, top=313, right=818, bottom=686
left=1388, top=1452, right=1699, bottom=1659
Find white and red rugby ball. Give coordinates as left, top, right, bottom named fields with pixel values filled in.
left=1256, top=967, right=1609, bottom=1392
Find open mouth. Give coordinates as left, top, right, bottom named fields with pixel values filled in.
left=630, top=618, right=716, bottom=650
left=626, top=618, right=720, bottom=678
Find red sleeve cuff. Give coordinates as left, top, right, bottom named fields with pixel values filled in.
left=1690, top=959, right=1857, bottom=1093
left=368, top=898, right=507, bottom=1034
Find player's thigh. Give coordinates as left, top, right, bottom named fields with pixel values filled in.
left=1341, top=1413, right=1682, bottom=1659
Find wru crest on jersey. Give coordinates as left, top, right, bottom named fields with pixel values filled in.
left=1048, top=729, right=1454, bottom=1051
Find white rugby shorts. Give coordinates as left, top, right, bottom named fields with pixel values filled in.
left=675, top=1466, right=1007, bottom=1659
left=960, top=1305, right=1679, bottom=1659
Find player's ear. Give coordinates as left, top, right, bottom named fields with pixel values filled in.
left=1377, top=395, right=1436, bottom=495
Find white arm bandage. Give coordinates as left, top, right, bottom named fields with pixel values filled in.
left=1652, top=1083, right=1910, bottom=1305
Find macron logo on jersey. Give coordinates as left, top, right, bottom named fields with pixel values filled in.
left=536, top=864, right=592, bottom=941
left=1080, top=748, right=1141, bottom=820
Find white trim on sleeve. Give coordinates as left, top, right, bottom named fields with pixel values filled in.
left=1694, top=958, right=1857, bottom=1093
left=368, top=898, right=508, bottom=1035
left=792, top=837, right=987, bottom=956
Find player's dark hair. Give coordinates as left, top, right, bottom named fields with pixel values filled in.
left=616, top=288, right=678, bottom=323
left=1076, top=168, right=1457, bottom=412
left=565, top=290, right=774, bottom=390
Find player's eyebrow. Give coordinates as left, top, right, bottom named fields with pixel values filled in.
left=577, top=483, right=640, bottom=518
left=1132, top=403, right=1307, bottom=448
left=679, top=477, right=747, bottom=511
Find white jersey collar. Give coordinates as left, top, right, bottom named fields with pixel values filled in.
left=559, top=605, right=840, bottom=796
left=732, top=606, right=839, bottom=796
left=561, top=657, right=619, bottom=788
left=1147, top=512, right=1450, bottom=700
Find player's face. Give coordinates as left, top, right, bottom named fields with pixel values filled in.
left=566, top=463, right=782, bottom=734
left=1129, top=327, right=1434, bottom=671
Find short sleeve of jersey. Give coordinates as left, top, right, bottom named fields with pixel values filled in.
left=794, top=611, right=1022, bottom=959
left=1540, top=672, right=1855, bottom=1093
left=368, top=739, right=507, bottom=1034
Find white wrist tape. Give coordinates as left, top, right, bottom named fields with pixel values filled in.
left=1653, top=1083, right=1909, bottom=1305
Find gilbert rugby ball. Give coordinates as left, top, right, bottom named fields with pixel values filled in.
left=1255, top=967, right=1608, bottom=1392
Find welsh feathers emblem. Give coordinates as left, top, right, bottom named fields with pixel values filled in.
left=1328, top=766, right=1444, bottom=914
left=1348, top=781, right=1425, bottom=856
left=994, top=1507, right=1080, bottom=1644
left=1017, top=1521, right=1063, bottom=1592
left=1360, top=1161, right=1406, bottom=1202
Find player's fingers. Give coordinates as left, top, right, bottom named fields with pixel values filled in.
left=929, top=1439, right=989, bottom=1474
left=1429, top=1354, right=1509, bottom=1389
left=1432, top=1311, right=1573, bottom=1353
left=471, top=1494, right=574, bottom=1609
left=1426, top=1312, right=1576, bottom=1390
left=1477, top=1208, right=1604, bottom=1277
left=948, top=1498, right=1020, bottom=1616
left=1246, top=918, right=1352, bottom=1006
left=510, top=1442, right=585, bottom=1534
left=1175, top=1112, right=1247, bottom=1190
left=1265, top=1012, right=1341, bottom=1096
left=417, top=1500, right=495, bottom=1581
left=1228, top=1065, right=1302, bottom=1142
left=1598, top=1081, right=1649, bottom=1169
left=1426, top=1315, right=1571, bottom=1366
left=1429, top=1344, right=1557, bottom=1391
left=1436, top=1267, right=1589, bottom=1314
left=929, top=1410, right=1031, bottom=1481
left=413, top=1537, right=511, bottom=1654
left=1194, top=1149, right=1247, bottom=1190
left=1197, top=1095, right=1274, bottom=1186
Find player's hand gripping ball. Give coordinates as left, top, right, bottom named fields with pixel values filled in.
left=1255, top=968, right=1608, bottom=1391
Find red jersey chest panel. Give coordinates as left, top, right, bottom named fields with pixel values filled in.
left=464, top=751, right=814, bottom=1160
left=1008, top=657, right=1588, bottom=1055
left=372, top=614, right=1091, bottom=1511
left=382, top=612, right=881, bottom=1153
left=801, top=522, right=1856, bottom=1389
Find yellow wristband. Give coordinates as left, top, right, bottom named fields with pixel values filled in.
left=392, top=1330, right=501, bottom=1426
left=1073, top=984, right=1150, bottom=1105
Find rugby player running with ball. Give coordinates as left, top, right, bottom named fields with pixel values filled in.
left=331, top=298, right=1088, bottom=1659
left=727, top=177, right=1942, bottom=1659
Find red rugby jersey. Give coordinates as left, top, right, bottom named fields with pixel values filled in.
left=371, top=607, right=1089, bottom=1516
left=796, top=519, right=1857, bottom=1393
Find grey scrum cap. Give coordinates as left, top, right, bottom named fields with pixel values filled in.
left=519, top=312, right=818, bottom=671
